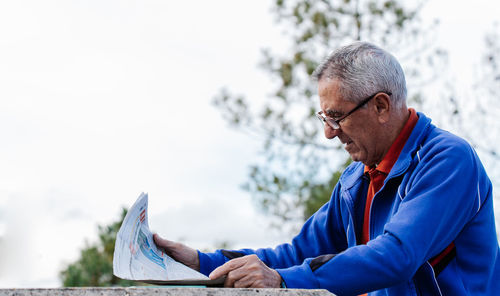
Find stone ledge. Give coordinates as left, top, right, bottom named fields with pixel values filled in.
left=0, top=288, right=334, bottom=296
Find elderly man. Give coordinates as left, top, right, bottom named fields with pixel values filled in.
left=154, top=42, right=500, bottom=295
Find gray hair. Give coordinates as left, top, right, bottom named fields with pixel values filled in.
left=312, top=41, right=407, bottom=108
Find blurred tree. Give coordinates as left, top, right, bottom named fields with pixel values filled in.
left=60, top=208, right=135, bottom=287
left=213, top=0, right=446, bottom=233
left=474, top=24, right=500, bottom=238
left=482, top=26, right=500, bottom=97
left=463, top=25, right=500, bottom=162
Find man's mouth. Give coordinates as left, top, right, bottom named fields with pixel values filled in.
left=343, top=140, right=355, bottom=151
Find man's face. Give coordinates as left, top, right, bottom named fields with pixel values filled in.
left=318, top=79, right=384, bottom=167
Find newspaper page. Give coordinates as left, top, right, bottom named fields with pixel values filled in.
left=113, top=192, right=220, bottom=285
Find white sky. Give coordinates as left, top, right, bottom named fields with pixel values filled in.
left=0, top=0, right=499, bottom=288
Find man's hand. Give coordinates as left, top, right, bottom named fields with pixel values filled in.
left=209, top=254, right=282, bottom=288
left=153, top=233, right=200, bottom=271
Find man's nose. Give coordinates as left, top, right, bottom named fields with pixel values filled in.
left=324, top=125, right=341, bottom=139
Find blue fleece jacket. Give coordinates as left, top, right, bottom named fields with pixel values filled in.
left=198, top=113, right=500, bottom=295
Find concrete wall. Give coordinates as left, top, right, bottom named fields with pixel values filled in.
left=0, top=288, right=334, bottom=296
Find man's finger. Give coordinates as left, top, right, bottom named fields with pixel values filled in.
left=232, top=274, right=256, bottom=288
left=152, top=234, right=178, bottom=258
left=221, top=265, right=251, bottom=287
left=153, top=233, right=171, bottom=248
left=209, top=256, right=249, bottom=280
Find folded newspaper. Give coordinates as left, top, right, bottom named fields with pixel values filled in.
left=113, top=192, right=224, bottom=286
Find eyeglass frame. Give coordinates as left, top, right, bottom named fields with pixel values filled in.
left=316, top=91, right=392, bottom=130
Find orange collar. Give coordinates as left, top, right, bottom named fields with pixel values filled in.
left=364, top=108, right=419, bottom=175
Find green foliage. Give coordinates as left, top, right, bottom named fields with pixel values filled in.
left=213, top=0, right=443, bottom=232
left=60, top=208, right=136, bottom=287
left=303, top=159, right=350, bottom=220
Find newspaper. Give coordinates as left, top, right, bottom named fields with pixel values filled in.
left=113, top=192, right=223, bottom=285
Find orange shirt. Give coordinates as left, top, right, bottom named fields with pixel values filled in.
left=361, top=108, right=418, bottom=245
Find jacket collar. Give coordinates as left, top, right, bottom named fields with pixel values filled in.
left=387, top=112, right=433, bottom=179
left=339, top=112, right=433, bottom=189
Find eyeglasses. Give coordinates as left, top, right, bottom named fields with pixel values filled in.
left=316, top=91, right=392, bottom=130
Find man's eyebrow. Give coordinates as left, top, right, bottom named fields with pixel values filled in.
left=325, top=109, right=343, bottom=118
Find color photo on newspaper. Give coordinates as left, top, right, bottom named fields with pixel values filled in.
left=112, top=192, right=224, bottom=286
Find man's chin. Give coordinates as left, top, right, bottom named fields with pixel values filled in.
left=348, top=153, right=358, bottom=162
left=347, top=152, right=364, bottom=163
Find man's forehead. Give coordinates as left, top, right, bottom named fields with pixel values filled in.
left=318, top=78, right=350, bottom=103
left=318, top=78, right=341, bottom=95
left=318, top=79, right=351, bottom=114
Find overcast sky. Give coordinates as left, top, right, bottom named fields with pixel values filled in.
left=0, top=0, right=499, bottom=288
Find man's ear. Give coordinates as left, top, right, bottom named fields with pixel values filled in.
left=373, top=93, right=391, bottom=123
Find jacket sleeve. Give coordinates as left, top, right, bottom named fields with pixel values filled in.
left=278, top=137, right=484, bottom=295
left=198, top=181, right=349, bottom=276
